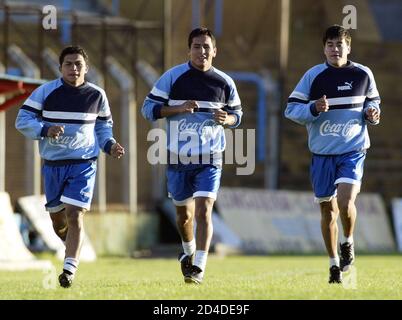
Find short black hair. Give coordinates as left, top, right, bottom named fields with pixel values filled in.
left=323, top=25, right=351, bottom=46
left=188, top=27, right=216, bottom=48
left=59, top=45, right=89, bottom=66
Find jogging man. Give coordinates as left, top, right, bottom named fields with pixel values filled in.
left=285, top=25, right=381, bottom=283
left=16, top=45, right=125, bottom=288
left=142, top=28, right=242, bottom=284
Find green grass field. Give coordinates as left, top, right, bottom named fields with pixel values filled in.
left=1, top=254, right=401, bottom=300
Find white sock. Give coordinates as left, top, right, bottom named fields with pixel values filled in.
left=63, top=257, right=79, bottom=275
left=182, top=239, right=196, bottom=256
left=329, top=256, right=340, bottom=267
left=341, top=235, right=354, bottom=244
left=194, top=250, right=208, bottom=272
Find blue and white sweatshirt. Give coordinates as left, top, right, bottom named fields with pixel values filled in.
left=142, top=62, right=243, bottom=165
left=285, top=61, right=381, bottom=155
left=15, top=78, right=116, bottom=162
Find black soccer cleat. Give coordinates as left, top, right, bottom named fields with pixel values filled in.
left=178, top=252, right=193, bottom=277
left=58, top=272, right=74, bottom=288
left=328, top=265, right=342, bottom=284
left=340, top=242, right=355, bottom=272
left=184, top=265, right=203, bottom=284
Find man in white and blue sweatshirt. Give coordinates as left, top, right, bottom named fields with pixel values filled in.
left=285, top=25, right=381, bottom=284
left=16, top=46, right=125, bottom=288
left=142, top=28, right=242, bottom=284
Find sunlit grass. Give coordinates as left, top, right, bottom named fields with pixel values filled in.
left=1, top=255, right=401, bottom=300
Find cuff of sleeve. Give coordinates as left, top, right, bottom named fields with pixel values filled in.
left=104, top=139, right=115, bottom=155
left=310, top=103, right=319, bottom=117
left=153, top=105, right=163, bottom=120
left=40, top=124, right=51, bottom=137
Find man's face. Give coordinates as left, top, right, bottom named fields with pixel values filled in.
left=189, top=35, right=217, bottom=71
left=60, top=53, right=88, bottom=86
left=324, top=37, right=350, bottom=67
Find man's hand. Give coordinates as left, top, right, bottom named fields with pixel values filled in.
left=178, top=100, right=198, bottom=113
left=213, top=109, right=229, bottom=125
left=365, top=107, right=380, bottom=123
left=213, top=109, right=236, bottom=126
left=47, top=125, right=64, bottom=139
left=111, top=142, right=125, bottom=159
left=161, top=100, right=198, bottom=118
left=315, top=95, right=329, bottom=113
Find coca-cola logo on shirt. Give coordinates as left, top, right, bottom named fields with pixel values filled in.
left=48, top=135, right=94, bottom=149
left=177, top=119, right=217, bottom=135
left=319, top=119, right=360, bottom=138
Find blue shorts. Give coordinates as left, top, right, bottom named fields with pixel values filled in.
left=310, top=151, right=366, bottom=203
left=167, top=164, right=222, bottom=206
left=43, top=161, right=97, bottom=213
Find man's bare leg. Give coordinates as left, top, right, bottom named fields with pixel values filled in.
left=320, top=198, right=340, bottom=260
left=320, top=198, right=342, bottom=283
left=50, top=209, right=68, bottom=241
left=337, top=183, right=359, bottom=241
left=337, top=183, right=359, bottom=271
left=175, top=201, right=196, bottom=278
left=194, top=197, right=215, bottom=252
left=176, top=201, right=195, bottom=243
left=184, top=197, right=214, bottom=284
left=58, top=204, right=86, bottom=288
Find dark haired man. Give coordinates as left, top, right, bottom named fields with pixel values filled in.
left=285, top=25, right=381, bottom=283
left=16, top=46, right=125, bottom=288
left=142, top=28, right=243, bottom=284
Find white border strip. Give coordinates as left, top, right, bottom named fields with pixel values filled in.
left=46, top=203, right=65, bottom=213
left=43, top=111, right=98, bottom=121
left=169, top=99, right=225, bottom=109
left=290, top=91, right=309, bottom=101
left=194, top=191, right=217, bottom=199
left=150, top=86, right=169, bottom=100
left=335, top=177, right=361, bottom=187
left=24, top=98, right=42, bottom=110
left=60, top=195, right=90, bottom=210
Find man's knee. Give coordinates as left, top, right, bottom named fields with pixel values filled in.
left=51, top=219, right=66, bottom=230
left=320, top=202, right=339, bottom=224
left=65, top=206, right=85, bottom=229
left=50, top=219, right=67, bottom=241
left=194, top=197, right=214, bottom=223
left=50, top=210, right=67, bottom=233
left=176, top=204, right=194, bottom=224
left=337, top=199, right=355, bottom=215
left=178, top=215, right=192, bottom=227
left=54, top=224, right=68, bottom=241
left=336, top=183, right=358, bottom=213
